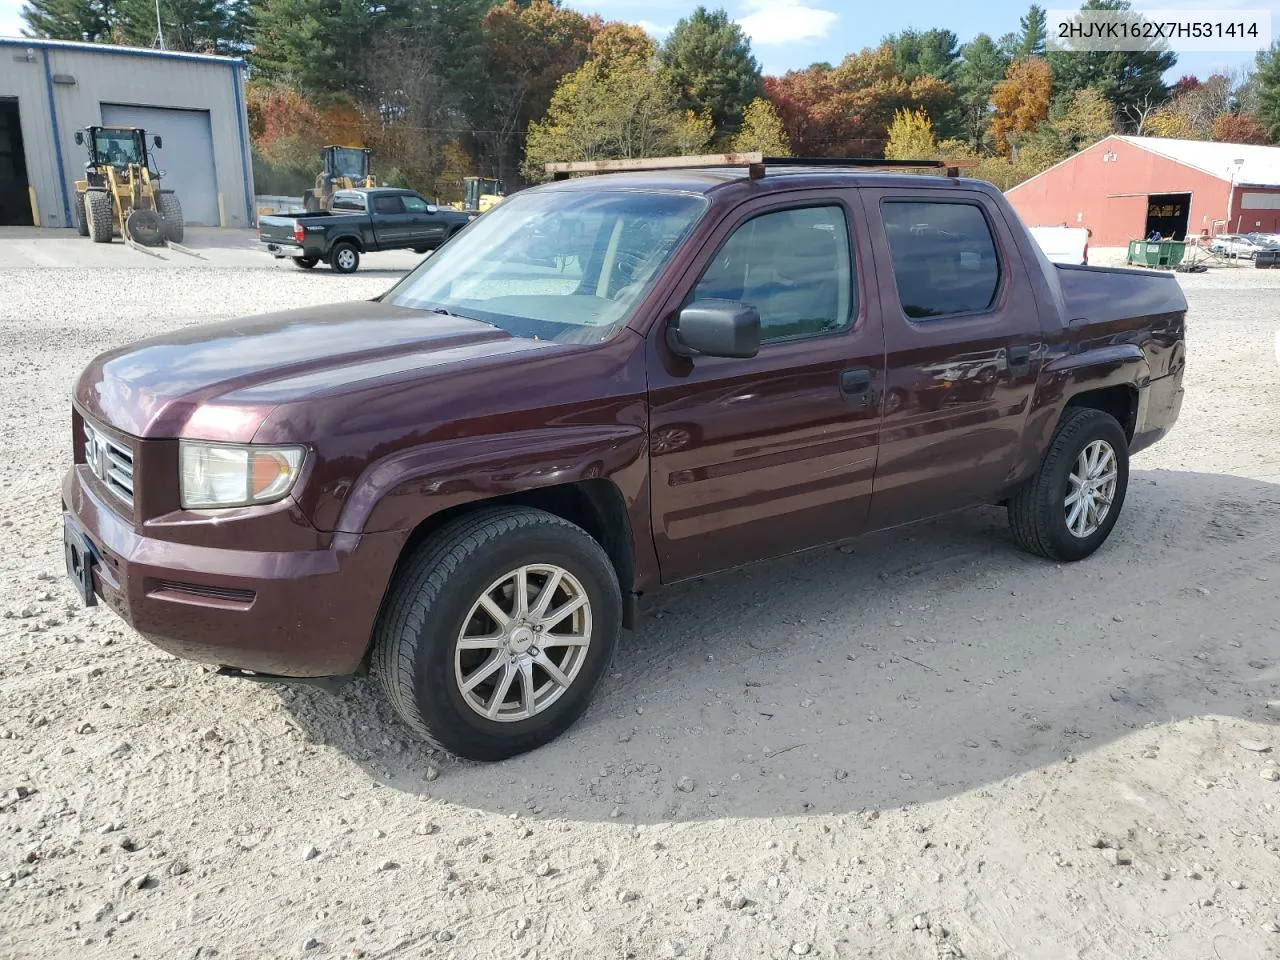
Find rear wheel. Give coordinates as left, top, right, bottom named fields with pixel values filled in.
left=86, top=191, right=113, bottom=243
left=371, top=507, right=621, bottom=761
left=329, top=241, right=359, bottom=273
left=156, top=191, right=184, bottom=244
left=294, top=257, right=318, bottom=270
left=73, top=191, right=89, bottom=236
left=1008, top=408, right=1129, bottom=561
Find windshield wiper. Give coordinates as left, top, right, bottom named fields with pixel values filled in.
left=419, top=304, right=500, bottom=330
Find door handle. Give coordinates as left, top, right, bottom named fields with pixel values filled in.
left=1007, top=344, right=1032, bottom=377
left=840, top=367, right=874, bottom=406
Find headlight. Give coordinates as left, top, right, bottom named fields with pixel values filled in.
left=180, top=441, right=306, bottom=509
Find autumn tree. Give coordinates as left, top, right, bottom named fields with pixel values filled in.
left=732, top=98, right=791, bottom=155
left=1258, top=42, right=1280, bottom=142
left=1211, top=113, right=1269, bottom=144
left=1051, top=87, right=1117, bottom=151
left=523, top=56, right=712, bottom=180
left=884, top=109, right=936, bottom=159
left=658, top=6, right=763, bottom=133
left=990, top=57, right=1052, bottom=154
left=589, top=21, right=656, bottom=70
left=766, top=45, right=953, bottom=157
left=1143, top=107, right=1196, bottom=139
left=478, top=0, right=598, bottom=183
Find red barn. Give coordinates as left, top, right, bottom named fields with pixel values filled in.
left=1005, top=136, right=1280, bottom=247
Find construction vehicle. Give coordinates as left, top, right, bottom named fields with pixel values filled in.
left=72, top=125, right=182, bottom=247
left=304, top=146, right=375, bottom=212
left=452, top=176, right=505, bottom=214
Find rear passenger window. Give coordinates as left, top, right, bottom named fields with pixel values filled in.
left=332, top=194, right=365, bottom=212
left=881, top=201, right=1000, bottom=318
left=694, top=205, right=854, bottom=342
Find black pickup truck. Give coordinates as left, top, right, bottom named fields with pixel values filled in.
left=259, top=188, right=474, bottom=273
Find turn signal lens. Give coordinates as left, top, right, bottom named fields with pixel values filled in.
left=180, top=442, right=306, bottom=509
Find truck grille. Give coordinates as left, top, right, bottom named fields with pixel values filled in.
left=83, top=420, right=135, bottom=506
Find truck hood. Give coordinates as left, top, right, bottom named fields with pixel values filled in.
left=76, top=300, right=552, bottom=441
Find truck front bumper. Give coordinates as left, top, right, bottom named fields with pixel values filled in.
left=62, top=465, right=405, bottom=679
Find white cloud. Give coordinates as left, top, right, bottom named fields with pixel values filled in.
left=738, top=0, right=839, bottom=46
left=635, top=19, right=673, bottom=39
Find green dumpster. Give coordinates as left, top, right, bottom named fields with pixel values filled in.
left=1163, top=240, right=1187, bottom=267
left=1126, top=239, right=1186, bottom=268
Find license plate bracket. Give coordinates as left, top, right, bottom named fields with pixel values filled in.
left=63, top=520, right=98, bottom=608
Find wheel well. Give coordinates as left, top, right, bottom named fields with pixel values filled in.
left=395, top=480, right=638, bottom=628
left=332, top=235, right=363, bottom=253
left=1065, top=385, right=1137, bottom=441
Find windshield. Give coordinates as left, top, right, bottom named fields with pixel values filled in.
left=331, top=148, right=368, bottom=179
left=385, top=189, right=708, bottom=344
left=94, top=129, right=143, bottom=167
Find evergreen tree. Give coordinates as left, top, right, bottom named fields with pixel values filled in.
left=658, top=6, right=763, bottom=133
left=1048, top=0, right=1175, bottom=119
left=885, top=27, right=960, bottom=84
left=1258, top=42, right=1280, bottom=142
left=954, top=34, right=1011, bottom=149
left=21, top=0, right=115, bottom=42
left=1018, top=4, right=1047, bottom=57
left=116, top=0, right=237, bottom=52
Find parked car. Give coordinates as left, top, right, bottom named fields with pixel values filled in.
left=258, top=187, right=473, bottom=273
left=63, top=162, right=1187, bottom=761
left=1208, top=233, right=1280, bottom=260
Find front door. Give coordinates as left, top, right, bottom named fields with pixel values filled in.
left=647, top=193, right=886, bottom=584
left=402, top=193, right=447, bottom=247
left=859, top=187, right=1044, bottom=530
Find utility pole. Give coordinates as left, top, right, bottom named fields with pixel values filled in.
left=153, top=0, right=166, bottom=49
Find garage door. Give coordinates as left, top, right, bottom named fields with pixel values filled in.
left=100, top=104, right=219, bottom=226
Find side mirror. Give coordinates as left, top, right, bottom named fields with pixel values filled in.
left=74, top=131, right=84, bottom=145
left=667, top=299, right=760, bottom=359
left=153, top=135, right=162, bottom=149
left=426, top=204, right=438, bottom=214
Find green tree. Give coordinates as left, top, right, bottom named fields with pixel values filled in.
left=658, top=5, right=763, bottom=133
left=1018, top=4, right=1047, bottom=57
left=1258, top=42, right=1280, bottom=142
left=251, top=0, right=387, bottom=94
left=21, top=0, right=116, bottom=41
left=954, top=33, right=1011, bottom=149
left=1048, top=0, right=1175, bottom=119
left=524, top=56, right=712, bottom=180
left=1050, top=86, right=1116, bottom=151
left=732, top=97, right=791, bottom=155
left=884, top=27, right=960, bottom=84
left=116, top=0, right=239, bottom=52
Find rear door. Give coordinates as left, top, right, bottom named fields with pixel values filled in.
left=860, top=186, right=1044, bottom=529
left=402, top=194, right=448, bottom=247
left=647, top=191, right=886, bottom=583
left=371, top=193, right=408, bottom=246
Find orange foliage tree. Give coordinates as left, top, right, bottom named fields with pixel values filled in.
left=1210, top=112, right=1269, bottom=144
left=989, top=57, right=1052, bottom=156
left=765, top=45, right=952, bottom=157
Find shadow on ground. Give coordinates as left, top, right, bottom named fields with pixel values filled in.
left=279, top=468, right=1280, bottom=823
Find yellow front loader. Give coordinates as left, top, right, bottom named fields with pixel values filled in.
left=72, top=126, right=182, bottom=247
left=304, top=145, right=376, bottom=212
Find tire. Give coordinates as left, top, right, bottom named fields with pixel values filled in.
left=1008, top=407, right=1130, bottom=562
left=85, top=191, right=114, bottom=243
left=73, top=191, right=89, bottom=236
left=156, top=191, right=183, bottom=244
left=329, top=241, right=360, bottom=273
left=412, top=246, right=430, bottom=255
left=371, top=507, right=622, bottom=761
left=294, top=257, right=319, bottom=270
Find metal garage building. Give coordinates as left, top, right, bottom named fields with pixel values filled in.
left=0, top=37, right=254, bottom=229
left=1006, top=135, right=1280, bottom=247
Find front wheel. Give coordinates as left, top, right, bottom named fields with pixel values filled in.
left=371, top=507, right=621, bottom=761
left=329, top=241, right=359, bottom=273
left=1008, top=408, right=1129, bottom=561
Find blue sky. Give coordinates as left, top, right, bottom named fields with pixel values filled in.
left=0, top=0, right=1275, bottom=80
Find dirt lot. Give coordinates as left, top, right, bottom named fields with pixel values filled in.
left=1, top=242, right=1278, bottom=960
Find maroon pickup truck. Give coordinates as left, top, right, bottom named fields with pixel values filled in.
left=62, top=160, right=1186, bottom=761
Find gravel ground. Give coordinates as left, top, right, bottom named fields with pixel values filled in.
left=1, top=257, right=1279, bottom=960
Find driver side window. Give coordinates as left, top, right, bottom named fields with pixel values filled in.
left=693, top=205, right=854, bottom=342
left=402, top=196, right=429, bottom=213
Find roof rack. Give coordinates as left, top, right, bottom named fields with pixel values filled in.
left=544, top=153, right=976, bottom=180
